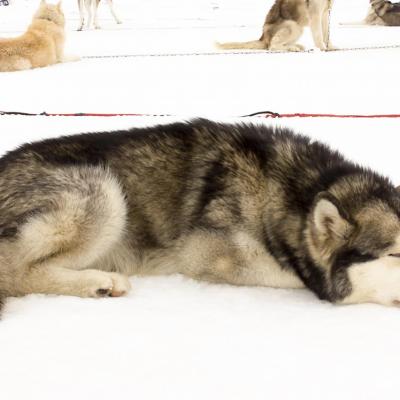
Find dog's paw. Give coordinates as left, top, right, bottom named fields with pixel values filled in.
left=286, top=45, right=304, bottom=52
left=325, top=45, right=339, bottom=51
left=293, top=44, right=305, bottom=51
left=109, top=272, right=131, bottom=297
left=80, top=270, right=131, bottom=298
left=60, top=55, right=81, bottom=63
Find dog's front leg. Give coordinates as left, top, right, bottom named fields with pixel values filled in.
left=309, top=0, right=326, bottom=50
left=77, top=0, right=85, bottom=31
left=94, top=0, right=101, bottom=29
left=322, top=1, right=336, bottom=50
left=85, top=0, right=93, bottom=29
left=107, top=0, right=122, bottom=24
left=310, top=15, right=325, bottom=50
left=20, top=265, right=131, bottom=298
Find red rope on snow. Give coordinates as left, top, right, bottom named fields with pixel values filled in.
left=2, top=110, right=400, bottom=119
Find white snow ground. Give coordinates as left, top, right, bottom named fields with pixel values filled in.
left=1, top=1, right=400, bottom=399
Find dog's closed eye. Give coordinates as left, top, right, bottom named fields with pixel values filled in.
left=389, top=253, right=400, bottom=258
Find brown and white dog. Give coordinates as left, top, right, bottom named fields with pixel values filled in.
left=0, top=0, right=78, bottom=72
left=77, top=0, right=122, bottom=30
left=217, top=0, right=334, bottom=52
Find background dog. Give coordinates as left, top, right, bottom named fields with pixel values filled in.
left=217, top=0, right=334, bottom=51
left=77, top=0, right=122, bottom=30
left=0, top=0, right=70, bottom=72
left=365, top=0, right=400, bottom=25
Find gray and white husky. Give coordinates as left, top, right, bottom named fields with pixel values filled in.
left=217, top=0, right=334, bottom=52
left=344, top=0, right=400, bottom=26
left=366, top=0, right=400, bottom=25
left=1, top=119, right=400, bottom=314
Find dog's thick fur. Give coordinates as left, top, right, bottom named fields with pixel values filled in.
left=217, top=0, right=334, bottom=51
left=365, top=0, right=400, bottom=26
left=0, top=1, right=68, bottom=72
left=77, top=0, right=122, bottom=30
left=2, top=119, right=400, bottom=313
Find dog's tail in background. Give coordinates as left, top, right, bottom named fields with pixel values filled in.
left=215, top=39, right=267, bottom=50
left=339, top=21, right=367, bottom=26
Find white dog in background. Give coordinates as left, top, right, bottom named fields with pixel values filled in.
left=77, top=0, right=122, bottom=30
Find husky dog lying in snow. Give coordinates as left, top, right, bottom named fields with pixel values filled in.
left=2, top=119, right=400, bottom=313
left=217, top=0, right=334, bottom=51
left=77, top=0, right=122, bottom=30
left=365, top=0, right=400, bottom=25
left=0, top=0, right=75, bottom=72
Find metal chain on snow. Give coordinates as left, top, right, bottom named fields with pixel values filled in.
left=81, top=43, right=400, bottom=59
left=81, top=49, right=314, bottom=59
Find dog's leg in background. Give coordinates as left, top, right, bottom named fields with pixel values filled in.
left=310, top=16, right=325, bottom=49
left=322, top=1, right=335, bottom=50
left=107, top=0, right=122, bottom=24
left=269, top=21, right=304, bottom=52
left=309, top=0, right=326, bottom=50
left=0, top=56, right=32, bottom=72
left=85, top=0, right=93, bottom=29
left=94, top=0, right=101, bottom=29
left=77, top=0, right=85, bottom=30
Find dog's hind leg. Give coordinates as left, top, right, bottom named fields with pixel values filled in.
left=106, top=0, right=122, bottom=24
left=9, top=167, right=131, bottom=299
left=269, top=21, right=304, bottom=52
left=94, top=0, right=101, bottom=29
left=85, top=0, right=94, bottom=29
left=77, top=0, right=85, bottom=30
left=0, top=56, right=32, bottom=72
left=170, top=230, right=304, bottom=288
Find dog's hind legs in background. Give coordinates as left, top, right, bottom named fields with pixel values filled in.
left=78, top=0, right=122, bottom=31
left=77, top=0, right=85, bottom=30
left=95, top=0, right=122, bottom=28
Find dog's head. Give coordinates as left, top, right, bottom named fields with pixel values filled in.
left=306, top=175, right=400, bottom=306
left=34, top=0, right=65, bottom=27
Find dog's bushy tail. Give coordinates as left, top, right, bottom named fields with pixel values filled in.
left=215, top=40, right=267, bottom=50
left=339, top=21, right=367, bottom=26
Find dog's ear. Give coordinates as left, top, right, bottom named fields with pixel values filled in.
left=57, top=0, right=62, bottom=10
left=312, top=194, right=353, bottom=240
left=40, top=0, right=46, bottom=5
